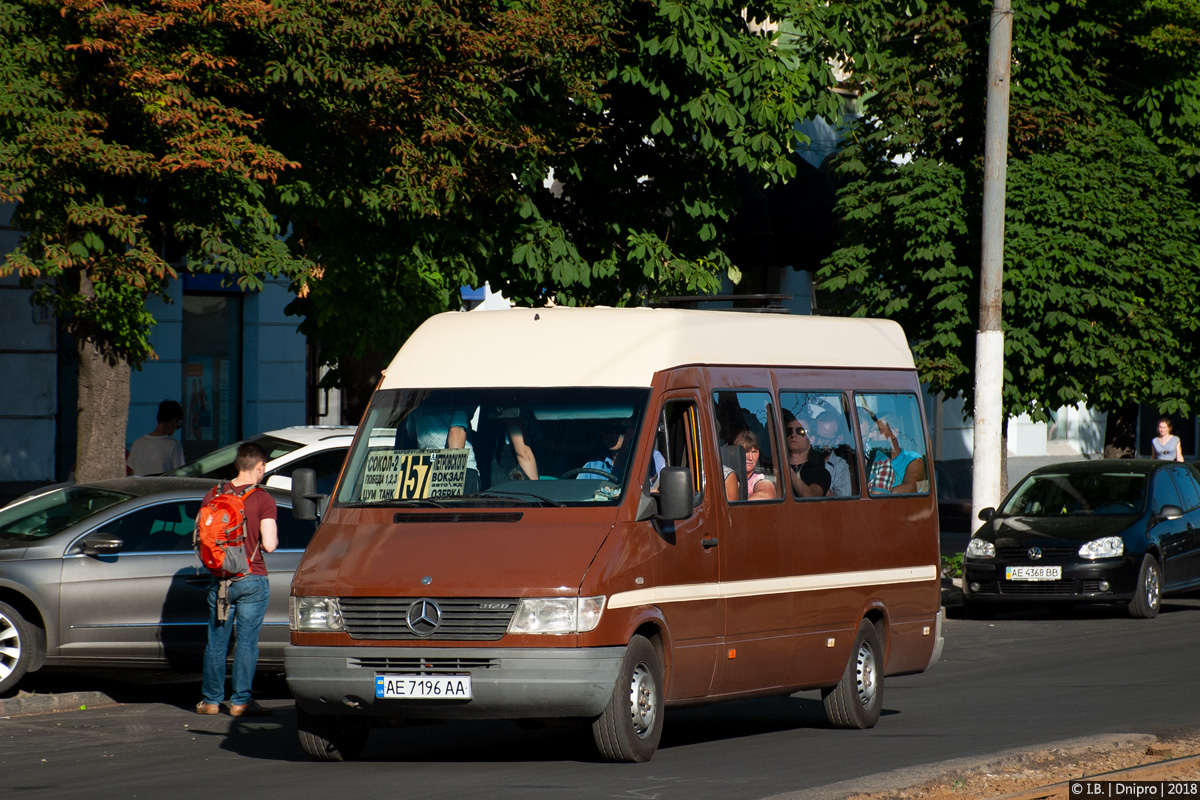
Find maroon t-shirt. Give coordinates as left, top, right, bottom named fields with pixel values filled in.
left=201, top=482, right=278, bottom=576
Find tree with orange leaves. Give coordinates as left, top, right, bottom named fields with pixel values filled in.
left=0, top=0, right=310, bottom=480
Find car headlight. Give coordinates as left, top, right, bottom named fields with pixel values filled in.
left=291, top=596, right=345, bottom=632
left=507, top=597, right=605, bottom=634
left=1079, top=536, right=1124, bottom=559
left=966, top=538, right=996, bottom=559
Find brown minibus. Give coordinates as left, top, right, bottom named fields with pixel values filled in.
left=286, top=307, right=944, bottom=762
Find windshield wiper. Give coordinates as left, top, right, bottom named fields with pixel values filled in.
left=349, top=498, right=449, bottom=508
left=466, top=490, right=566, bottom=508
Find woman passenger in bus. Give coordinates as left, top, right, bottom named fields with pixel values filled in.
left=734, top=430, right=776, bottom=501
left=782, top=410, right=831, bottom=498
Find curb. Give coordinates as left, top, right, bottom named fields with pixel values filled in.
left=0, top=690, right=120, bottom=718
left=767, top=734, right=1160, bottom=800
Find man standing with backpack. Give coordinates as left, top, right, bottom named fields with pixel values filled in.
left=195, top=442, right=278, bottom=716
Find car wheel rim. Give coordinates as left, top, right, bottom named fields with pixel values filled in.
left=1145, top=565, right=1161, bottom=609
left=855, top=640, right=877, bottom=709
left=0, top=612, right=20, bottom=682
left=628, top=661, right=657, bottom=739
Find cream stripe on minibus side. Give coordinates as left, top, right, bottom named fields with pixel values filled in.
left=606, top=565, right=938, bottom=610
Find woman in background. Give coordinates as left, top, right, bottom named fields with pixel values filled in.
left=1152, top=417, right=1184, bottom=462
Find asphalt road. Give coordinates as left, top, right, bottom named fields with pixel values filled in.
left=3, top=598, right=1199, bottom=800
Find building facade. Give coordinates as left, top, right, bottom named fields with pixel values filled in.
left=0, top=259, right=310, bottom=496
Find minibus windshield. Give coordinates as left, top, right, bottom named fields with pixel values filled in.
left=337, top=387, right=652, bottom=508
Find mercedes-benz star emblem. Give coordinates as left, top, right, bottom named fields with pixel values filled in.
left=1028, top=546, right=1043, bottom=560
left=406, top=599, right=443, bottom=636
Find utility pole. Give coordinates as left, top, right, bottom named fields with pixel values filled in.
left=972, top=0, right=1012, bottom=524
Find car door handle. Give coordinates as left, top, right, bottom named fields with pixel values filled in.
left=184, top=576, right=212, bottom=587
left=701, top=537, right=719, bottom=548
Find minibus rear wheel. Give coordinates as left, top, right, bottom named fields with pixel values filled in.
left=296, top=707, right=370, bottom=761
left=592, top=634, right=664, bottom=762
left=822, top=618, right=883, bottom=729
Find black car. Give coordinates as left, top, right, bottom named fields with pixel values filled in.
left=962, top=459, right=1200, bottom=618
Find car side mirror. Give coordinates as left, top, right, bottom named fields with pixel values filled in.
left=1156, top=504, right=1184, bottom=522
left=977, top=507, right=995, bottom=522
left=654, top=467, right=694, bottom=521
left=80, top=532, right=123, bottom=556
left=290, top=468, right=324, bottom=522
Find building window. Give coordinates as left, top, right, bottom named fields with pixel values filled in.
left=181, top=294, right=242, bottom=461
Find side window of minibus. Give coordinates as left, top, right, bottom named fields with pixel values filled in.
left=778, top=391, right=860, bottom=499
left=648, top=401, right=704, bottom=504
left=711, top=390, right=781, bottom=503
left=857, top=392, right=931, bottom=496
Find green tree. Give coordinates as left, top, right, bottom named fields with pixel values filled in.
left=2, top=0, right=897, bottom=469
left=268, top=0, right=896, bottom=393
left=255, top=0, right=625, bottom=394
left=1121, top=0, right=1200, bottom=181
left=818, top=0, right=1200, bottom=422
left=0, top=0, right=310, bottom=480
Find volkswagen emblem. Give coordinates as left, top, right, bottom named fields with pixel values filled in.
left=406, top=598, right=443, bottom=636
left=1027, top=546, right=1043, bottom=560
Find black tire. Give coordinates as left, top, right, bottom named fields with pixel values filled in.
left=296, top=707, right=370, bottom=762
left=592, top=635, right=664, bottom=762
left=1128, top=554, right=1162, bottom=619
left=822, top=619, right=884, bottom=729
left=0, top=601, right=37, bottom=695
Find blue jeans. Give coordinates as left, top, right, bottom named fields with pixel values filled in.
left=202, top=575, right=270, bottom=706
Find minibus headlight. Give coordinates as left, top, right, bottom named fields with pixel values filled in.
left=965, top=538, right=996, bottom=559
left=1079, top=536, right=1124, bottom=559
left=291, top=596, right=345, bottom=632
left=507, top=597, right=606, bottom=634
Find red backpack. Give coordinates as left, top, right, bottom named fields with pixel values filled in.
left=194, top=483, right=261, bottom=580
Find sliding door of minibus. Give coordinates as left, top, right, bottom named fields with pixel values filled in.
left=708, top=386, right=797, bottom=695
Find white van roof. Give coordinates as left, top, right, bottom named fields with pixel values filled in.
left=380, top=307, right=914, bottom=389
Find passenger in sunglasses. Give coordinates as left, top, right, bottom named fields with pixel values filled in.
left=782, top=410, right=831, bottom=498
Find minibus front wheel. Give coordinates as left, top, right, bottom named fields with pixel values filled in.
left=592, top=634, right=664, bottom=762
left=822, top=618, right=883, bottom=729
left=296, top=707, right=371, bottom=762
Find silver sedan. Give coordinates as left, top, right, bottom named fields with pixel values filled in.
left=0, top=477, right=316, bottom=694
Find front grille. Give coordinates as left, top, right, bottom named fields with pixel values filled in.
left=339, top=597, right=517, bottom=641
left=999, top=580, right=1077, bottom=596
left=996, top=546, right=1078, bottom=560
left=349, top=656, right=499, bottom=672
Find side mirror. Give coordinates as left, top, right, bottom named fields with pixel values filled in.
left=977, top=507, right=995, bottom=522
left=291, top=468, right=322, bottom=522
left=79, top=532, right=123, bottom=556
left=1156, top=504, right=1184, bottom=522
left=654, top=467, right=694, bottom=521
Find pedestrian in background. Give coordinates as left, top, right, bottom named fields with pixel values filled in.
left=127, top=400, right=185, bottom=475
left=1152, top=417, right=1184, bottom=462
